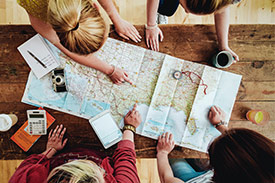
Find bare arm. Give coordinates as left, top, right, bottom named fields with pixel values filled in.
left=28, top=13, right=132, bottom=84
left=147, top=0, right=159, bottom=27
left=209, top=106, right=228, bottom=134
left=146, top=0, right=164, bottom=51
left=122, top=104, right=141, bottom=142
left=214, top=6, right=239, bottom=61
left=97, top=0, right=141, bottom=42
left=157, top=133, right=184, bottom=183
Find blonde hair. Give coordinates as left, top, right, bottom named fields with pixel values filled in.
left=186, top=0, right=233, bottom=14
left=47, top=0, right=109, bottom=55
left=47, top=160, right=105, bottom=183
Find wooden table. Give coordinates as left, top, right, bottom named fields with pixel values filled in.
left=0, top=25, right=274, bottom=159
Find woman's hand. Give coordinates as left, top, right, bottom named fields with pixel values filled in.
left=124, top=104, right=142, bottom=128
left=157, top=132, right=175, bottom=155
left=146, top=27, right=164, bottom=51
left=220, top=46, right=239, bottom=62
left=114, top=18, right=142, bottom=43
left=46, top=124, right=68, bottom=152
left=108, top=66, right=132, bottom=85
left=208, top=106, right=226, bottom=126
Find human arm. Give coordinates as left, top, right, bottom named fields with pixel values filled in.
left=97, top=0, right=141, bottom=42
left=146, top=0, right=164, bottom=51
left=42, top=124, right=68, bottom=158
left=112, top=104, right=141, bottom=182
left=9, top=125, right=67, bottom=183
left=157, top=132, right=183, bottom=183
left=214, top=6, right=239, bottom=62
left=208, top=106, right=228, bottom=134
left=28, top=13, right=132, bottom=84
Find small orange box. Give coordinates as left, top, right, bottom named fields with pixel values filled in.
left=11, top=107, right=55, bottom=152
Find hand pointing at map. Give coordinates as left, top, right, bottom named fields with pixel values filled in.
left=108, top=66, right=133, bottom=85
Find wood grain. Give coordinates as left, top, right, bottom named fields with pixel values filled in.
left=136, top=158, right=160, bottom=183
left=1, top=0, right=275, bottom=24
left=0, top=160, right=23, bottom=182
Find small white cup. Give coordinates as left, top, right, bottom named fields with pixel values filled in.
left=0, top=114, right=18, bottom=132
left=212, top=51, right=234, bottom=68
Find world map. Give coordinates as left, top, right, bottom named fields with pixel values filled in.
left=22, top=37, right=242, bottom=152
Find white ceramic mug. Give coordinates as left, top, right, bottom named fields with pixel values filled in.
left=212, top=51, right=234, bottom=68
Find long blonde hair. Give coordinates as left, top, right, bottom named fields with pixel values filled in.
left=47, top=160, right=105, bottom=183
left=47, top=0, right=109, bottom=55
left=186, top=0, right=233, bottom=14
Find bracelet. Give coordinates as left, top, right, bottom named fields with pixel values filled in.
left=43, top=147, right=57, bottom=158
left=214, top=121, right=225, bottom=128
left=145, top=24, right=158, bottom=30
left=108, top=65, right=116, bottom=77
left=123, top=124, right=136, bottom=134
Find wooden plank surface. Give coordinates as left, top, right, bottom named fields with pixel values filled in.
left=0, top=25, right=274, bottom=159
left=2, top=0, right=275, bottom=25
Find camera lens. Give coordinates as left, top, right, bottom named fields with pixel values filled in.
left=55, top=75, right=64, bottom=85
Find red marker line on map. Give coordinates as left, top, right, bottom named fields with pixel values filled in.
left=181, top=71, right=208, bottom=95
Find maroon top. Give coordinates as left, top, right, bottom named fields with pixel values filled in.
left=9, top=140, right=140, bottom=183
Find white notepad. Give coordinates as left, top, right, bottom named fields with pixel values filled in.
left=18, top=34, right=59, bottom=79
left=89, top=110, right=123, bottom=149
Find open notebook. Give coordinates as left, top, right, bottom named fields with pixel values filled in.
left=18, top=34, right=59, bottom=79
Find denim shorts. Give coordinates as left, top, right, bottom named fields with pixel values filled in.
left=169, top=159, right=207, bottom=181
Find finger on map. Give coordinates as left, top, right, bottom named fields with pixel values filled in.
left=132, top=103, right=137, bottom=111
left=212, top=106, right=218, bottom=113
left=208, top=110, right=212, bottom=118
left=169, top=133, right=173, bottom=141
left=124, top=76, right=133, bottom=85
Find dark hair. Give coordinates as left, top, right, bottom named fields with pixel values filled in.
left=186, top=0, right=232, bottom=14
left=208, top=128, right=275, bottom=183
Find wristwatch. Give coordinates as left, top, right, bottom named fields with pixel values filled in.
left=214, top=121, right=225, bottom=128
left=123, top=124, right=136, bottom=134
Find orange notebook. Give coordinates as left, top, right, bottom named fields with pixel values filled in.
left=11, top=107, right=55, bottom=152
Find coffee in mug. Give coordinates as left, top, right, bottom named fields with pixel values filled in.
left=212, top=51, right=234, bottom=68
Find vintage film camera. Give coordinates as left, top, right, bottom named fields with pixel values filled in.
left=52, top=68, right=67, bottom=92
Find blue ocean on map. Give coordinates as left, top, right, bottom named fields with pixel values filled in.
left=81, top=99, right=110, bottom=117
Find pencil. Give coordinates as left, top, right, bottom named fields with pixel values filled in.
left=27, top=50, right=47, bottom=68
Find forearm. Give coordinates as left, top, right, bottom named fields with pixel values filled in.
left=55, top=42, right=113, bottom=75
left=147, top=0, right=160, bottom=26
left=157, top=152, right=183, bottom=183
left=214, top=7, right=230, bottom=50
left=42, top=148, right=57, bottom=159
left=98, top=0, right=121, bottom=24
left=122, top=130, right=134, bottom=142
left=216, top=125, right=228, bottom=134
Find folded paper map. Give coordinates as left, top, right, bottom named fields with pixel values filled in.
left=22, top=38, right=242, bottom=152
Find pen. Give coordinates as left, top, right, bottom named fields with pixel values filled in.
left=27, top=50, right=47, bottom=68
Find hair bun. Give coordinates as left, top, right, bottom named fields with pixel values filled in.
left=70, top=22, right=79, bottom=31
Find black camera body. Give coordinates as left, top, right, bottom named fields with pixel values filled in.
left=52, top=68, right=67, bottom=92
